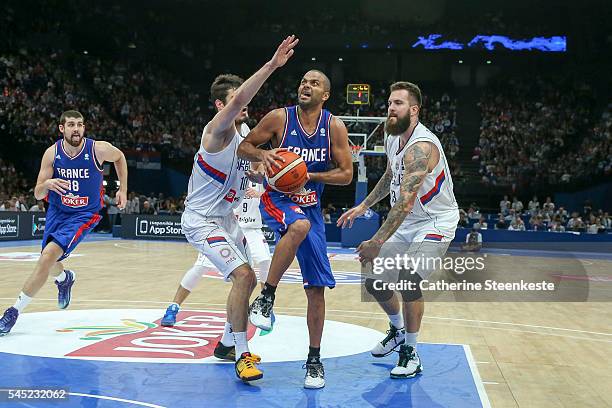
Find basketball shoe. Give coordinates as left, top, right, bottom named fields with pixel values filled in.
left=235, top=352, right=263, bottom=382
left=213, top=341, right=235, bottom=361
left=303, top=357, right=325, bottom=389
left=371, top=322, right=405, bottom=357
left=249, top=294, right=274, bottom=331
left=390, top=345, right=423, bottom=379
left=161, top=304, right=179, bottom=327
left=0, top=307, right=18, bottom=336
left=56, top=270, right=76, bottom=309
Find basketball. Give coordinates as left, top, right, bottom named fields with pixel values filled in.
left=266, top=150, right=308, bottom=193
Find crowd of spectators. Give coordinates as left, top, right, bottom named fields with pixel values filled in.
left=458, top=195, right=611, bottom=234
left=474, top=76, right=601, bottom=187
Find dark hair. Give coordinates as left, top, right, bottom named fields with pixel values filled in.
left=59, top=110, right=84, bottom=125
left=389, top=82, right=422, bottom=107
left=210, top=74, right=244, bottom=104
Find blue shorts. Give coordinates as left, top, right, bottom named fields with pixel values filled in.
left=260, top=191, right=335, bottom=289
left=42, top=208, right=101, bottom=261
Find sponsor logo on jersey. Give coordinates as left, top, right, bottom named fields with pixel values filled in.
left=290, top=130, right=298, bottom=136
left=223, top=188, right=237, bottom=203
left=84, top=153, right=90, bottom=161
left=290, top=205, right=304, bottom=214
left=288, top=189, right=318, bottom=207
left=61, top=194, right=89, bottom=208
left=320, top=128, right=326, bottom=135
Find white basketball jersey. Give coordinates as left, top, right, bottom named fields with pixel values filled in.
left=386, top=122, right=458, bottom=220
left=234, top=181, right=264, bottom=229
left=185, top=123, right=251, bottom=217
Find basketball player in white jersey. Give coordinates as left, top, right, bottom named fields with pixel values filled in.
left=338, top=82, right=459, bottom=379
left=159, top=160, right=273, bottom=361
left=175, top=35, right=298, bottom=382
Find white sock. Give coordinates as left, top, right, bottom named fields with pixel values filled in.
left=221, top=322, right=234, bottom=347
left=233, top=331, right=249, bottom=360
left=55, top=271, right=67, bottom=283
left=14, top=292, right=32, bottom=313
left=405, top=331, right=418, bottom=349
left=388, top=313, right=404, bottom=330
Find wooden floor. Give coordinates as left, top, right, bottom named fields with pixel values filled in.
left=1, top=239, right=611, bottom=408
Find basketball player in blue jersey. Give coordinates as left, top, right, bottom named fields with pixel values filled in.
left=0, top=110, right=128, bottom=336
left=238, top=70, right=353, bottom=388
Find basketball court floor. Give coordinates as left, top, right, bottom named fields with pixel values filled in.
left=1, top=234, right=611, bottom=407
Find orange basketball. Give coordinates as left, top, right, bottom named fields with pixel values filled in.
left=266, top=150, right=308, bottom=193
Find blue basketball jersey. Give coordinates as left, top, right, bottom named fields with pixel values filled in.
left=276, top=105, right=333, bottom=208
left=48, top=138, right=104, bottom=214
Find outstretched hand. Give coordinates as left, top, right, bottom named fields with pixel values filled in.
left=269, top=35, right=299, bottom=69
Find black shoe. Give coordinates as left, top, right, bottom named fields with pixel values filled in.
left=213, top=341, right=235, bottom=361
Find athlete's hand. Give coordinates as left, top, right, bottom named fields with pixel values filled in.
left=45, top=178, right=71, bottom=195
left=115, top=190, right=127, bottom=210
left=337, top=203, right=368, bottom=229
left=261, top=148, right=288, bottom=175
left=246, top=170, right=265, bottom=184
left=245, top=187, right=262, bottom=199
left=357, top=239, right=383, bottom=264
left=269, top=35, right=299, bottom=69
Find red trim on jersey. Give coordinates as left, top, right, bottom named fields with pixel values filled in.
left=196, top=154, right=227, bottom=183
left=420, top=170, right=446, bottom=205
left=67, top=213, right=101, bottom=250
left=261, top=191, right=285, bottom=227
left=424, top=233, right=444, bottom=241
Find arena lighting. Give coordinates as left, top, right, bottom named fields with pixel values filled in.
left=412, top=34, right=566, bottom=52
left=486, top=60, right=492, bottom=64
left=458, top=60, right=463, bottom=64
left=83, top=50, right=88, bottom=55
left=338, top=57, right=343, bottom=61
left=311, top=57, right=316, bottom=61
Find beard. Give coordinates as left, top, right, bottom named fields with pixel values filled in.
left=384, top=113, right=412, bottom=135
left=65, top=133, right=83, bottom=147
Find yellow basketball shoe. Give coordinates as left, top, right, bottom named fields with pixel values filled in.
left=235, top=352, right=263, bottom=382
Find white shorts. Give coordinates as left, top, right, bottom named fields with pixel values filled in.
left=242, top=228, right=271, bottom=265
left=370, top=211, right=459, bottom=281
left=181, top=209, right=250, bottom=281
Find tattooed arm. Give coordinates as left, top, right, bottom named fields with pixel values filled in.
left=356, top=141, right=437, bottom=262
left=371, top=141, right=434, bottom=243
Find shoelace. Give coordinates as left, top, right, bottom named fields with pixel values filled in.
left=242, top=355, right=259, bottom=369
left=397, top=349, right=416, bottom=367
left=303, top=363, right=324, bottom=378
left=0, top=309, right=16, bottom=324
left=257, top=296, right=273, bottom=318
left=381, top=327, right=398, bottom=346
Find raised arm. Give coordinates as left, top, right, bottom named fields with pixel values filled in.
left=308, top=117, right=353, bottom=185
left=95, top=141, right=128, bottom=209
left=207, top=36, right=298, bottom=139
left=371, top=141, right=436, bottom=244
left=34, top=146, right=70, bottom=200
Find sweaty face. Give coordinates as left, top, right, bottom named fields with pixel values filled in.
left=297, top=72, right=329, bottom=109
left=385, top=90, right=416, bottom=136
left=60, top=117, right=85, bottom=147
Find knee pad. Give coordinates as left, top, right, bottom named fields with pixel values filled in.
left=180, top=265, right=208, bottom=292
left=364, top=278, right=394, bottom=302
left=397, top=270, right=423, bottom=302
